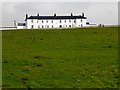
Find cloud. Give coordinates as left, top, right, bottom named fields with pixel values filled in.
left=86, top=2, right=118, bottom=25
left=14, top=2, right=91, bottom=15
left=2, top=2, right=118, bottom=26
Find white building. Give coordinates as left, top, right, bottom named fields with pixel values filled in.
left=17, top=13, right=91, bottom=29
left=17, top=23, right=26, bottom=29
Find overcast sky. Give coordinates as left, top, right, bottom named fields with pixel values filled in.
left=2, top=2, right=118, bottom=26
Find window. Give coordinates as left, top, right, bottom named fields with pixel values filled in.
left=69, top=25, right=71, bottom=27
left=74, top=20, right=76, bottom=23
left=69, top=20, right=71, bottom=23
left=51, top=20, right=53, bottom=23
left=42, top=25, right=44, bottom=28
left=81, top=24, right=83, bottom=27
left=38, top=25, right=40, bottom=28
left=31, top=20, right=33, bottom=23
left=46, top=20, right=48, bottom=23
left=52, top=25, right=53, bottom=28
left=59, top=25, right=62, bottom=28
left=31, top=25, right=34, bottom=29
left=60, top=20, right=62, bottom=23
left=37, top=20, right=39, bottom=23
left=42, top=20, right=43, bottom=23
left=65, top=20, right=66, bottom=23
left=81, top=19, right=83, bottom=22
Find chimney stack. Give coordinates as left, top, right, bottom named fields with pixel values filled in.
left=37, top=13, right=39, bottom=16
left=14, top=20, right=16, bottom=27
left=26, top=14, right=28, bottom=19
left=82, top=13, right=84, bottom=17
left=54, top=13, right=56, bottom=16
left=71, top=13, right=73, bottom=16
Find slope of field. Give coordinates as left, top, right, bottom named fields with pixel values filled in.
left=2, top=27, right=118, bottom=88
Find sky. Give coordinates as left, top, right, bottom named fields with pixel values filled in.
left=1, top=1, right=118, bottom=26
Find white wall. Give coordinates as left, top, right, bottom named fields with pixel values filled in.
left=0, top=27, right=17, bottom=30
left=17, top=26, right=26, bottom=29
left=76, top=19, right=87, bottom=27
left=26, top=18, right=87, bottom=29
left=26, top=19, right=39, bottom=29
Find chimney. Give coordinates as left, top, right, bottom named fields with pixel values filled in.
left=54, top=13, right=56, bottom=16
left=14, top=20, right=16, bottom=27
left=82, top=13, right=84, bottom=17
left=26, top=14, right=28, bottom=19
left=37, top=13, right=39, bottom=16
left=71, top=13, right=73, bottom=16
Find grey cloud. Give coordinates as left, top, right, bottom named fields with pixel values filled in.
left=2, top=2, right=118, bottom=26
left=14, top=2, right=91, bottom=15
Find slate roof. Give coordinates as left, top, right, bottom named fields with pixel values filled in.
left=26, top=15, right=87, bottom=20
left=18, top=23, right=26, bottom=26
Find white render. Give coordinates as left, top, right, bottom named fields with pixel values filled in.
left=16, top=23, right=26, bottom=29
left=26, top=19, right=87, bottom=29
left=17, top=26, right=26, bottom=29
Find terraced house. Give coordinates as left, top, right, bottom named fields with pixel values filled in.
left=17, top=13, right=90, bottom=29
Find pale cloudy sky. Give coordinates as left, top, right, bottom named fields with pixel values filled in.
left=1, top=1, right=118, bottom=26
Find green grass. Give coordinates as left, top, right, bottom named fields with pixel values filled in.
left=2, top=27, right=118, bottom=88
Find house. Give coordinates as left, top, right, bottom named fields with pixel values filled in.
left=17, top=13, right=91, bottom=29
left=17, top=23, right=26, bottom=29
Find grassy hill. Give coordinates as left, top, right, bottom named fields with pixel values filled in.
left=2, top=27, right=118, bottom=88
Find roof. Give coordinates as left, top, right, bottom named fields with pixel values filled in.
left=26, top=15, right=87, bottom=20
left=18, top=23, right=26, bottom=26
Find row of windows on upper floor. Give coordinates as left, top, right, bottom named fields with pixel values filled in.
left=31, top=19, right=83, bottom=23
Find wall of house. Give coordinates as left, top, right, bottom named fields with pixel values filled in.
left=26, top=19, right=87, bottom=29
left=26, top=19, right=39, bottom=29
left=76, top=19, right=87, bottom=27
left=17, top=26, right=26, bottom=29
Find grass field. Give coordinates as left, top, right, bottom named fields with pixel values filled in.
left=2, top=27, right=118, bottom=88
